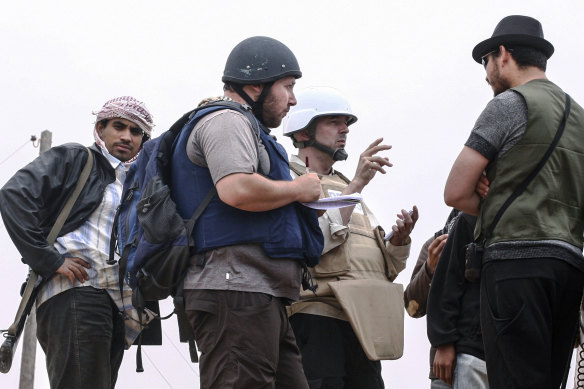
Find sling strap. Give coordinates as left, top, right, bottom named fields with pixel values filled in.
left=483, top=92, right=571, bottom=242
left=7, top=147, right=94, bottom=336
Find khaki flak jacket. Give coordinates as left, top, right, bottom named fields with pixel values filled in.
left=288, top=160, right=408, bottom=360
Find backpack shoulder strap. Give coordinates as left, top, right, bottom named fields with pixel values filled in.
left=188, top=101, right=265, bottom=173
left=195, top=100, right=262, bottom=140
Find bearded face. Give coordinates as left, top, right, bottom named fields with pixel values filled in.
left=260, top=76, right=297, bottom=128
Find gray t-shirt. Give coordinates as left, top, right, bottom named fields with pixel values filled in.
left=183, top=109, right=302, bottom=300
left=186, top=109, right=270, bottom=181
left=465, top=89, right=528, bottom=161
left=465, top=89, right=583, bottom=270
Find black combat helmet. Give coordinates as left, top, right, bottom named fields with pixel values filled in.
left=222, top=36, right=302, bottom=85
left=222, top=36, right=302, bottom=126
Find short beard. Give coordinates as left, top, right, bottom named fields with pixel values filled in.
left=261, top=91, right=283, bottom=128
left=491, top=62, right=511, bottom=97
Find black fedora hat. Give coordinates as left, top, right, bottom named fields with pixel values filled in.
left=472, top=15, right=554, bottom=63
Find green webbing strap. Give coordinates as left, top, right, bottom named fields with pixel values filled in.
left=6, top=148, right=94, bottom=337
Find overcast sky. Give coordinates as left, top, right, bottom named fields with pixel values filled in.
left=1, top=0, right=584, bottom=388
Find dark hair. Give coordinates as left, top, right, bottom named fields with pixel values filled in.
left=96, top=118, right=149, bottom=144
left=495, top=45, right=547, bottom=71
left=223, top=83, right=235, bottom=92
left=434, top=208, right=461, bottom=238
left=306, top=121, right=318, bottom=136
left=290, top=123, right=316, bottom=143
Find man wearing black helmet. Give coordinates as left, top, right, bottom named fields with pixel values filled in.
left=173, top=36, right=324, bottom=389
left=445, top=15, right=584, bottom=389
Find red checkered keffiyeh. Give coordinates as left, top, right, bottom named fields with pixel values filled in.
left=92, top=96, right=154, bottom=165
left=93, top=96, right=154, bottom=137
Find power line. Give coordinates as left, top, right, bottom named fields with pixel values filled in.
left=0, top=136, right=38, bottom=167
left=140, top=326, right=200, bottom=389
left=143, top=350, right=173, bottom=389
left=162, top=327, right=199, bottom=376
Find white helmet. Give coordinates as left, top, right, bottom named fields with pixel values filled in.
left=283, top=86, right=358, bottom=137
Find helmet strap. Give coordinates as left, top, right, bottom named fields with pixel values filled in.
left=302, top=138, right=348, bottom=161
left=252, top=82, right=274, bottom=126
left=230, top=83, right=256, bottom=107
left=231, top=82, right=274, bottom=126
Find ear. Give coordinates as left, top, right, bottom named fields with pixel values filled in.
left=95, top=122, right=105, bottom=139
left=295, top=129, right=311, bottom=142
left=243, top=84, right=264, bottom=101
left=250, top=84, right=264, bottom=94
left=500, top=45, right=513, bottom=66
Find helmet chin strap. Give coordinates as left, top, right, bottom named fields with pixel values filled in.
left=230, top=83, right=255, bottom=106
left=296, top=139, right=348, bottom=161
left=230, top=82, right=274, bottom=126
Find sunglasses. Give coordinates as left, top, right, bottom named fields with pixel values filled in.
left=481, top=47, right=514, bottom=69
left=481, top=49, right=498, bottom=69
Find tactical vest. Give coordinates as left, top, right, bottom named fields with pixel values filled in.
left=290, top=162, right=398, bottom=298
left=171, top=110, right=323, bottom=265
left=477, top=79, right=584, bottom=248
left=289, top=161, right=405, bottom=360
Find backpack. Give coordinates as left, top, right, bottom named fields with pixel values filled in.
left=109, top=100, right=261, bottom=368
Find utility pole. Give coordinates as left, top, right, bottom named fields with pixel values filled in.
left=39, top=131, right=52, bottom=154
left=19, top=130, right=52, bottom=389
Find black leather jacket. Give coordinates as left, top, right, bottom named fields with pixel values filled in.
left=0, top=143, right=115, bottom=279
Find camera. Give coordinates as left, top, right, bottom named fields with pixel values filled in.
left=465, top=242, right=484, bottom=283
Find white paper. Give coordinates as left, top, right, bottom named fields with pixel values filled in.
left=301, top=193, right=362, bottom=210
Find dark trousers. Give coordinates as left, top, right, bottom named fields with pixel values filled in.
left=36, top=286, right=125, bottom=389
left=480, top=258, right=583, bottom=389
left=184, top=289, right=308, bottom=389
left=289, top=313, right=384, bottom=389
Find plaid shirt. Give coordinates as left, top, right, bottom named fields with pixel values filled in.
left=36, top=148, right=150, bottom=347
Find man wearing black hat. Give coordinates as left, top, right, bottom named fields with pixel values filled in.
left=444, top=15, right=584, bottom=389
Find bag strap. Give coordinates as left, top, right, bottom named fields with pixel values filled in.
left=188, top=101, right=265, bottom=174
left=185, top=186, right=217, bottom=232
left=48, top=149, right=95, bottom=243
left=131, top=186, right=217, bottom=314
left=484, top=92, right=571, bottom=242
left=290, top=161, right=352, bottom=185
left=6, top=148, right=94, bottom=337
left=132, top=187, right=216, bottom=372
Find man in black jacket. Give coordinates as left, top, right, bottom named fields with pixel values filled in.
left=404, top=208, right=458, bottom=388
left=0, top=96, right=154, bottom=389
left=427, top=213, right=489, bottom=388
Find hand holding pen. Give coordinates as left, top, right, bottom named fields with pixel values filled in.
left=292, top=155, right=321, bottom=203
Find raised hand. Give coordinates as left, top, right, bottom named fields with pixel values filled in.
left=351, top=138, right=393, bottom=192
left=426, top=233, right=448, bottom=275
left=389, top=206, right=419, bottom=246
